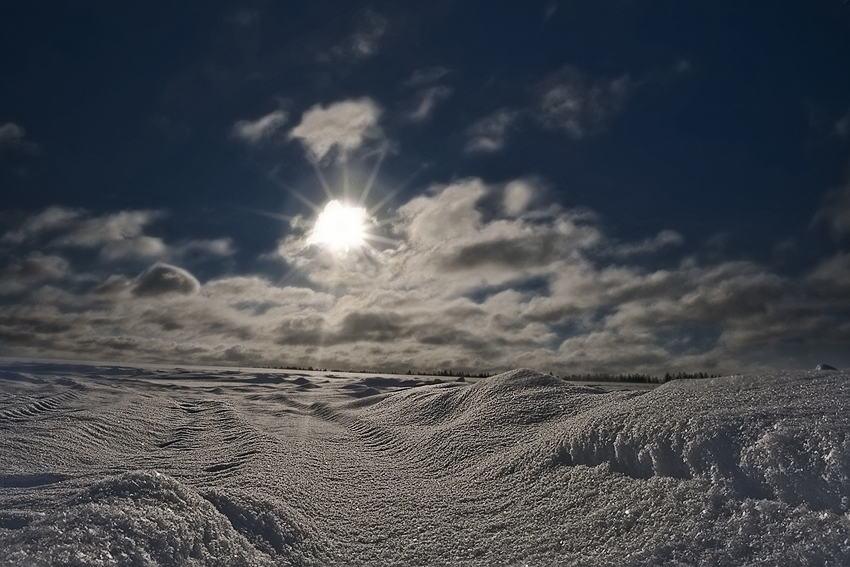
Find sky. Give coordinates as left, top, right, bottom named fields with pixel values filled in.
left=1, top=0, right=849, bottom=375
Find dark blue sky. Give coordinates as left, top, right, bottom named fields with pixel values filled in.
left=1, top=0, right=849, bottom=373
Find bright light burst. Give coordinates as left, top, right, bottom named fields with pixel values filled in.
left=308, top=200, right=368, bottom=251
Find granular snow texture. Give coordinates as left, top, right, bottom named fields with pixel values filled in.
left=1, top=362, right=848, bottom=566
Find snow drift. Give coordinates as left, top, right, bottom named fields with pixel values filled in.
left=1, top=362, right=848, bottom=565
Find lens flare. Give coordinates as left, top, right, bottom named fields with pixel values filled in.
left=308, top=200, right=368, bottom=251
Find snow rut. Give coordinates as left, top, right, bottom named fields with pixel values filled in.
left=0, top=391, right=79, bottom=422
left=151, top=398, right=271, bottom=485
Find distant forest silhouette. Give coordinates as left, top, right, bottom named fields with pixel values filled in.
left=254, top=365, right=720, bottom=384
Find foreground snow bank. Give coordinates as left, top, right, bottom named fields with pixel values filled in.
left=1, top=363, right=848, bottom=565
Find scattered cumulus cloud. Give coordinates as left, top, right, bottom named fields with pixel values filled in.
left=232, top=110, right=288, bottom=145
left=133, top=263, right=201, bottom=297
left=1, top=182, right=848, bottom=373
left=52, top=210, right=166, bottom=260
left=536, top=66, right=630, bottom=139
left=289, top=98, right=383, bottom=163
left=2, top=206, right=81, bottom=244
left=2, top=207, right=234, bottom=264
left=464, top=109, right=521, bottom=153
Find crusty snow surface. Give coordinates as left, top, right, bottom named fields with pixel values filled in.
left=0, top=361, right=848, bottom=566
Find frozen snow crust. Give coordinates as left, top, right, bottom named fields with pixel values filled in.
left=1, top=362, right=849, bottom=566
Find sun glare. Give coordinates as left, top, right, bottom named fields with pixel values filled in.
left=309, top=200, right=368, bottom=251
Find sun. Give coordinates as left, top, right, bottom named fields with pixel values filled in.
left=308, top=200, right=368, bottom=251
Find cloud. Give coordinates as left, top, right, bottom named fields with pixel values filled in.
left=0, top=253, right=70, bottom=295
left=0, top=122, right=39, bottom=155
left=405, top=66, right=451, bottom=87
left=289, top=98, right=383, bottom=163
left=176, top=238, right=236, bottom=258
left=503, top=180, right=537, bottom=216
left=836, top=109, right=850, bottom=138
left=408, top=87, right=453, bottom=122
left=133, top=263, right=201, bottom=297
left=325, top=7, right=388, bottom=64
left=1, top=179, right=848, bottom=373
left=3, top=207, right=234, bottom=263
left=605, top=230, right=684, bottom=257
left=2, top=206, right=81, bottom=244
left=232, top=110, right=288, bottom=145
left=536, top=66, right=630, bottom=139
left=52, top=210, right=167, bottom=260
left=813, top=182, right=850, bottom=236
left=464, top=109, right=521, bottom=154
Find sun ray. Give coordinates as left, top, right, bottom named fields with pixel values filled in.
left=367, top=165, right=427, bottom=216
left=342, top=154, right=351, bottom=203
left=358, top=144, right=388, bottom=207
left=239, top=206, right=295, bottom=223
left=309, top=159, right=336, bottom=202
left=289, top=188, right=323, bottom=214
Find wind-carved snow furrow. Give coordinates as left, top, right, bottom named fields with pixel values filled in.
left=307, top=401, right=439, bottom=477
left=152, top=397, right=270, bottom=484
left=0, top=391, right=78, bottom=422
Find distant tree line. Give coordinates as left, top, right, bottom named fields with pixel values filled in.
left=250, top=365, right=492, bottom=378
left=406, top=369, right=493, bottom=378
left=561, top=371, right=721, bottom=384
left=246, top=364, right=720, bottom=383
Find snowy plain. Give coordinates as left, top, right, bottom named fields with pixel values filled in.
left=0, top=359, right=848, bottom=566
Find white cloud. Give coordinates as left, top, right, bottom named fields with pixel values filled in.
left=2, top=207, right=234, bottom=263
left=1, top=180, right=848, bottom=373
left=2, top=206, right=81, bottom=244
left=409, top=87, right=453, bottom=122
left=503, top=180, right=537, bottom=216
left=464, top=109, right=520, bottom=154
left=52, top=210, right=167, bottom=260
left=289, top=98, right=383, bottom=163
left=537, top=67, right=630, bottom=139
left=232, top=110, right=288, bottom=145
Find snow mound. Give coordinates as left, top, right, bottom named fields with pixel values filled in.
left=0, top=471, right=274, bottom=566
left=2, top=362, right=849, bottom=565
left=524, top=372, right=850, bottom=512
left=476, top=368, right=566, bottom=388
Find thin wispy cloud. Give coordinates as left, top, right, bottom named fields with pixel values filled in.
left=0, top=122, right=39, bottom=155
left=405, top=66, right=451, bottom=87
left=536, top=67, right=630, bottom=139
left=323, top=7, right=388, bottom=64
left=464, top=109, right=521, bottom=153
left=232, top=111, right=289, bottom=145
left=813, top=178, right=850, bottom=237
left=408, top=86, right=453, bottom=122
